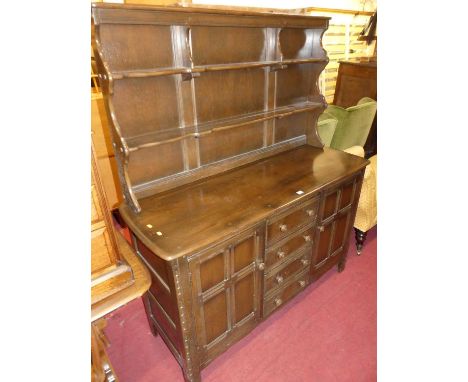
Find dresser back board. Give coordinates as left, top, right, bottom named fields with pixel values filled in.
left=92, top=4, right=330, bottom=213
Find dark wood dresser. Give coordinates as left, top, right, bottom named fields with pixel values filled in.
left=333, top=60, right=377, bottom=157
left=92, top=4, right=369, bottom=381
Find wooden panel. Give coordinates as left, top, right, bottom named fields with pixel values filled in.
left=276, top=64, right=320, bottom=107
left=279, top=28, right=325, bottom=60
left=203, top=291, right=228, bottom=344
left=233, top=235, right=256, bottom=273
left=331, top=212, right=349, bottom=255
left=339, top=180, right=355, bottom=210
left=199, top=122, right=264, bottom=165
left=91, top=183, right=103, bottom=225
left=315, top=221, right=332, bottom=266
left=234, top=273, right=255, bottom=323
left=127, top=142, right=185, bottom=185
left=98, top=24, right=173, bottom=71
left=91, top=226, right=114, bottom=273
left=322, top=190, right=338, bottom=221
left=274, top=112, right=307, bottom=143
left=194, top=69, right=265, bottom=124
left=112, top=76, right=179, bottom=138
left=191, top=26, right=265, bottom=65
left=200, top=252, right=225, bottom=292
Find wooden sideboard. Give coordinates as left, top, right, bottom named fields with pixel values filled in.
left=92, top=4, right=368, bottom=381
left=333, top=60, right=377, bottom=157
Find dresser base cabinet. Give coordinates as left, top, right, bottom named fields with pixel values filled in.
left=124, top=147, right=366, bottom=382
left=92, top=4, right=369, bottom=381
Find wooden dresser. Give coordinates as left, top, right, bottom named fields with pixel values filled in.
left=92, top=4, right=368, bottom=381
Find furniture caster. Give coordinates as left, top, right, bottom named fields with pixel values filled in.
left=354, top=228, right=367, bottom=256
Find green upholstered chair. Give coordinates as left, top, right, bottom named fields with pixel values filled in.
left=317, top=114, right=338, bottom=147
left=325, top=97, right=377, bottom=151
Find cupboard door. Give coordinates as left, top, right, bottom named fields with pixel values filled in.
left=189, top=227, right=264, bottom=363
left=311, top=176, right=359, bottom=272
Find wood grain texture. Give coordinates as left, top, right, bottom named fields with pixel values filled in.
left=90, top=6, right=371, bottom=382
left=92, top=4, right=330, bottom=211
left=120, top=146, right=368, bottom=260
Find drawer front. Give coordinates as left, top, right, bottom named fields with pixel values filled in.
left=263, top=270, right=309, bottom=318
left=267, top=197, right=319, bottom=245
left=265, top=226, right=314, bottom=270
left=264, top=251, right=310, bottom=294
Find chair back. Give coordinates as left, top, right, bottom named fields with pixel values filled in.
left=330, top=98, right=377, bottom=150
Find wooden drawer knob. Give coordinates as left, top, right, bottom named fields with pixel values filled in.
left=277, top=251, right=286, bottom=259
left=276, top=275, right=284, bottom=284
left=301, top=259, right=309, bottom=266
left=279, top=224, right=288, bottom=232
left=299, top=280, right=306, bottom=288
left=275, top=298, right=282, bottom=307
left=306, top=209, right=315, bottom=217
left=257, top=262, right=265, bottom=271
left=303, top=235, right=312, bottom=242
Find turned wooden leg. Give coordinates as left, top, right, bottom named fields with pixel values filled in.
left=354, top=228, right=367, bottom=256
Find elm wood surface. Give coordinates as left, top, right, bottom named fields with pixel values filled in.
left=119, top=146, right=367, bottom=260
left=92, top=4, right=369, bottom=382
left=333, top=60, right=377, bottom=157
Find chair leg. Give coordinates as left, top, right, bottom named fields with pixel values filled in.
left=354, top=228, right=367, bottom=256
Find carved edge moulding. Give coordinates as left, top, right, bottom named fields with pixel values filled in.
left=92, top=3, right=330, bottom=213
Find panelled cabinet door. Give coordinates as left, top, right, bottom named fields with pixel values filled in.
left=312, top=176, right=359, bottom=271
left=189, top=226, right=264, bottom=364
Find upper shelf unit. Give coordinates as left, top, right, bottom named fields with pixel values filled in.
left=92, top=3, right=330, bottom=213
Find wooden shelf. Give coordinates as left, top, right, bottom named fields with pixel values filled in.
left=91, top=231, right=151, bottom=322
left=125, top=101, right=323, bottom=152
left=111, top=57, right=328, bottom=80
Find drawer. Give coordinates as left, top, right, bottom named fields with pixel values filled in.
left=267, top=197, right=319, bottom=245
left=264, top=251, right=310, bottom=294
left=263, top=270, right=309, bottom=318
left=265, top=226, right=314, bottom=270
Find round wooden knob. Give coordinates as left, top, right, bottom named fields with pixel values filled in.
left=279, top=224, right=288, bottom=232
left=257, top=262, right=265, bottom=271
left=303, top=235, right=311, bottom=242
left=318, top=225, right=325, bottom=232
left=276, top=275, right=284, bottom=284
left=306, top=209, right=315, bottom=217
left=301, top=259, right=309, bottom=266
left=277, top=251, right=285, bottom=259
left=275, top=298, right=282, bottom=306
left=299, top=280, right=306, bottom=287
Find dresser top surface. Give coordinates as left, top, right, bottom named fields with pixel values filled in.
left=120, top=145, right=368, bottom=260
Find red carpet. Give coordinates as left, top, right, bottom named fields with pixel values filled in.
left=104, top=227, right=377, bottom=382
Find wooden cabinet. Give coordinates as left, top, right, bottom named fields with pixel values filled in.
left=189, top=227, right=263, bottom=365
left=312, top=176, right=363, bottom=278
left=92, top=4, right=369, bottom=381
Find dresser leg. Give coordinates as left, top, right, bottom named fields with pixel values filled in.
left=337, top=255, right=347, bottom=273
left=182, top=368, right=201, bottom=382
left=354, top=228, right=367, bottom=256
left=142, top=293, right=159, bottom=337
